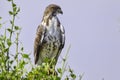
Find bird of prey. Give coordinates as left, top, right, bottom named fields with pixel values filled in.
left=34, top=4, right=65, bottom=65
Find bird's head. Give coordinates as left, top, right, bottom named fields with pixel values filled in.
left=43, top=4, right=63, bottom=17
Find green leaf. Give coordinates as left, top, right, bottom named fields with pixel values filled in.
left=10, top=20, right=13, bottom=24
left=19, top=60, right=25, bottom=69
left=65, top=76, right=69, bottom=80
left=7, top=39, right=12, bottom=46
left=21, top=47, right=24, bottom=51
left=57, top=68, right=62, bottom=73
left=9, top=11, right=13, bottom=15
left=17, top=8, right=20, bottom=13
left=22, top=54, right=29, bottom=59
left=13, top=66, right=16, bottom=69
left=4, top=48, right=9, bottom=52
left=8, top=0, right=12, bottom=1
left=70, top=73, right=76, bottom=79
left=0, top=17, right=2, bottom=20
left=13, top=7, right=17, bottom=12
left=7, top=28, right=13, bottom=33
left=15, top=8, right=20, bottom=15
left=69, top=68, right=73, bottom=73
left=14, top=54, right=17, bottom=59
left=0, top=25, right=1, bottom=29
left=10, top=60, right=14, bottom=64
left=14, top=26, right=20, bottom=30
left=12, top=3, right=16, bottom=7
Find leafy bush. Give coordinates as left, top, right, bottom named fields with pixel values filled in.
left=0, top=0, right=83, bottom=80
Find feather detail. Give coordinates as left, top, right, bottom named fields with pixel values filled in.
left=34, top=4, right=65, bottom=65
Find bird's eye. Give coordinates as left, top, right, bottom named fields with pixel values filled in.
left=57, top=8, right=61, bottom=11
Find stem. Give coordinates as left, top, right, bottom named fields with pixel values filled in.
left=16, top=33, right=19, bottom=65
left=9, top=0, right=15, bottom=40
left=7, top=0, right=15, bottom=71
left=60, top=45, right=71, bottom=78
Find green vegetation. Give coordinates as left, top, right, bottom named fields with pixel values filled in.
left=0, top=0, right=83, bottom=80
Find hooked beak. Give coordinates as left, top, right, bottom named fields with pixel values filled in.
left=58, top=9, right=63, bottom=14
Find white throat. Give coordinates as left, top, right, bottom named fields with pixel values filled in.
left=42, top=16, right=58, bottom=34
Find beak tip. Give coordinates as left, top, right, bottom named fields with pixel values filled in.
left=61, top=11, right=63, bottom=14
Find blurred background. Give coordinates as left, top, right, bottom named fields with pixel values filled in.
left=1, top=0, right=120, bottom=80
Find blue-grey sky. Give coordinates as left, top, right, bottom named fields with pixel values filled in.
left=1, top=0, right=120, bottom=80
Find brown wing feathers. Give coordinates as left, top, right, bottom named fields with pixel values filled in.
left=34, top=25, right=44, bottom=64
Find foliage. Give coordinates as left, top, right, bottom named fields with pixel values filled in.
left=0, top=0, right=83, bottom=80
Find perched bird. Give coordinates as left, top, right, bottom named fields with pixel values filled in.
left=34, top=4, right=65, bottom=65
